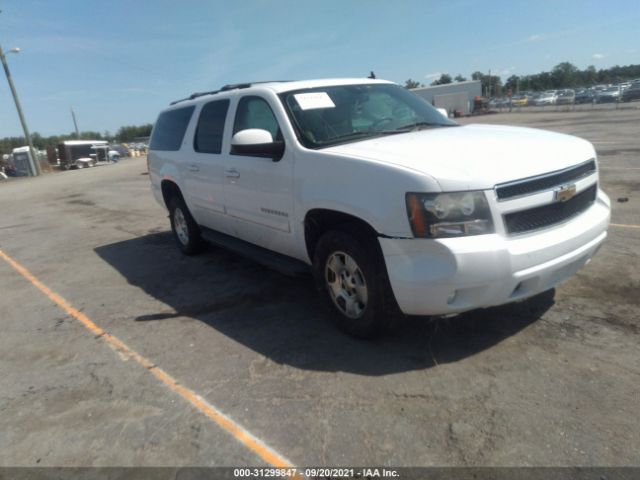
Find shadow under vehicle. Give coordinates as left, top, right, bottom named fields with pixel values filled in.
left=94, top=231, right=555, bottom=376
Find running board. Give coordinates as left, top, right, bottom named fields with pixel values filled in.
left=200, top=227, right=311, bottom=277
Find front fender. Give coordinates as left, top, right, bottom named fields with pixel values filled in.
left=295, top=151, right=441, bottom=237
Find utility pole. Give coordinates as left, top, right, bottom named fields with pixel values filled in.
left=70, top=107, right=80, bottom=138
left=0, top=42, right=40, bottom=176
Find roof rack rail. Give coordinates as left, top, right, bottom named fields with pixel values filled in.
left=169, top=80, right=293, bottom=105
left=220, top=80, right=292, bottom=91
left=170, top=89, right=220, bottom=105
left=220, top=83, right=252, bottom=91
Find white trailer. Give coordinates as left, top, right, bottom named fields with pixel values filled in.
left=410, top=80, right=482, bottom=115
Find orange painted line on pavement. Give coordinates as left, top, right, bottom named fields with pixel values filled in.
left=0, top=248, right=298, bottom=473
left=610, top=223, right=640, bottom=229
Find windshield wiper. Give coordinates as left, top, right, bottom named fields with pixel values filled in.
left=325, top=121, right=457, bottom=145
left=333, top=128, right=411, bottom=140
left=330, top=131, right=377, bottom=142
left=393, top=121, right=457, bottom=132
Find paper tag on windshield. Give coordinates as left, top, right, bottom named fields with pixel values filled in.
left=294, top=92, right=335, bottom=110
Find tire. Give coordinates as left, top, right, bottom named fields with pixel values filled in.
left=168, top=194, right=204, bottom=255
left=313, top=229, right=396, bottom=338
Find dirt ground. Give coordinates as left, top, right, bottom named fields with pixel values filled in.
left=0, top=108, right=638, bottom=469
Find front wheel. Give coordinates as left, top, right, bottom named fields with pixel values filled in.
left=168, top=195, right=203, bottom=255
left=313, top=230, right=395, bottom=338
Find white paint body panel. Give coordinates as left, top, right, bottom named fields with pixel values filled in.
left=325, top=124, right=596, bottom=192
left=381, top=190, right=609, bottom=315
left=148, top=78, right=610, bottom=317
left=223, top=92, right=295, bottom=251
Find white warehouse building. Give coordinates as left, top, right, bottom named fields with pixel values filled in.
left=410, top=80, right=482, bottom=116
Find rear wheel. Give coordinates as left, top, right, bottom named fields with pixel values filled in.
left=168, top=195, right=203, bottom=255
left=313, top=230, right=395, bottom=338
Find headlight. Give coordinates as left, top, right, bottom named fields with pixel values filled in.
left=406, top=191, right=494, bottom=238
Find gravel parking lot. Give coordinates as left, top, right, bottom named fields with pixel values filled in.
left=0, top=109, right=638, bottom=469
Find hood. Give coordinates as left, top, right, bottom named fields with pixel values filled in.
left=325, top=124, right=596, bottom=191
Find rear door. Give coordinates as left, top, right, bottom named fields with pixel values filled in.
left=182, top=99, right=233, bottom=232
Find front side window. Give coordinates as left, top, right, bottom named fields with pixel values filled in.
left=194, top=99, right=230, bottom=154
left=233, top=96, right=281, bottom=140
left=149, top=106, right=195, bottom=151
left=279, top=83, right=458, bottom=149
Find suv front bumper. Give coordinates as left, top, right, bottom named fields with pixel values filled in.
left=379, top=190, right=610, bottom=316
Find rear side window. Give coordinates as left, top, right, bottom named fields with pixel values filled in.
left=149, top=106, right=195, bottom=151
left=194, top=99, right=230, bottom=154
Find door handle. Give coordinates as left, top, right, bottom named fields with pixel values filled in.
left=225, top=169, right=240, bottom=179
left=187, top=164, right=199, bottom=172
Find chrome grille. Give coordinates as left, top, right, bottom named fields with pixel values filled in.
left=496, top=159, right=596, bottom=200
left=504, top=184, right=597, bottom=235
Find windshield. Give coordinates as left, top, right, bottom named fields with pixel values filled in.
left=279, top=83, right=458, bottom=149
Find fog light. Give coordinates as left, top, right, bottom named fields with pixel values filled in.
left=447, top=291, right=457, bottom=305
left=512, top=282, right=523, bottom=296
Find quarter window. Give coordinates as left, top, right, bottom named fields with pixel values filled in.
left=194, top=99, right=230, bottom=154
left=233, top=96, right=281, bottom=141
left=149, top=106, right=195, bottom=151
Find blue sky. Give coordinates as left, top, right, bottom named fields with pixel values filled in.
left=1, top=0, right=638, bottom=137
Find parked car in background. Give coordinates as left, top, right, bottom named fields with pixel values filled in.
left=596, top=86, right=621, bottom=103
left=533, top=92, right=557, bottom=106
left=556, top=89, right=576, bottom=105
left=622, top=82, right=640, bottom=102
left=528, top=92, right=543, bottom=104
left=575, top=89, right=595, bottom=104
left=109, top=144, right=130, bottom=157
left=488, top=97, right=509, bottom=109
left=511, top=94, right=528, bottom=106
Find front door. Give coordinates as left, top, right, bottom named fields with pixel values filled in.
left=223, top=95, right=294, bottom=253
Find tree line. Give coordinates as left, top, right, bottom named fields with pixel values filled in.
left=0, top=124, right=152, bottom=158
left=405, top=62, right=640, bottom=96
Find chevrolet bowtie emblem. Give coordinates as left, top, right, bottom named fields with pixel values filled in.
left=554, top=183, right=577, bottom=202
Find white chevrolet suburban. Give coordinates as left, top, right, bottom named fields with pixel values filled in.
left=148, top=78, right=610, bottom=337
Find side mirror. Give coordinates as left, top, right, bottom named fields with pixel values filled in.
left=230, top=129, right=285, bottom=162
left=437, top=107, right=448, bottom=118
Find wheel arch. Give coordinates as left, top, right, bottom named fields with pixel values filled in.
left=160, top=179, right=183, bottom=209
left=304, top=208, right=382, bottom=262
